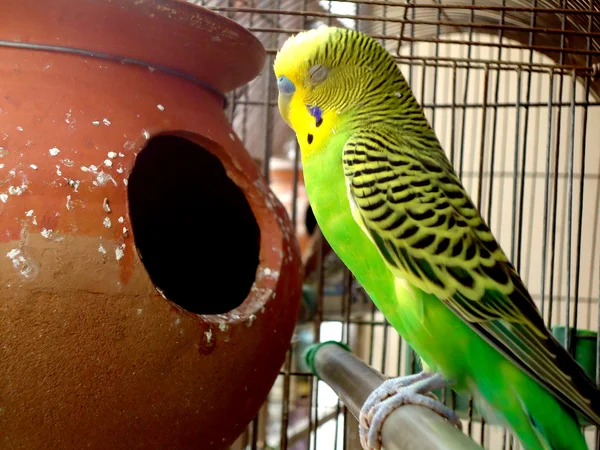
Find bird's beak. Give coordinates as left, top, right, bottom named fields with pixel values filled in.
left=277, top=94, right=293, bottom=128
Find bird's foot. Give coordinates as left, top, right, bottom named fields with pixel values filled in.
left=358, top=372, right=462, bottom=450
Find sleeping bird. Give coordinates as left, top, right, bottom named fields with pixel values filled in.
left=273, top=26, right=600, bottom=450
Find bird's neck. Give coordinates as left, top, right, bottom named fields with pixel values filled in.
left=301, top=129, right=352, bottom=230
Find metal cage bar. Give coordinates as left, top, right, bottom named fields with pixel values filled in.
left=192, top=1, right=600, bottom=449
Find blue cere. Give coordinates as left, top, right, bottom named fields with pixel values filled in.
left=277, top=75, right=296, bottom=95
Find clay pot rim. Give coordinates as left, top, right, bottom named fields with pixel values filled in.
left=2, top=0, right=266, bottom=97
left=131, top=129, right=286, bottom=324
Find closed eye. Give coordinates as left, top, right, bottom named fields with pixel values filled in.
left=308, top=64, right=330, bottom=84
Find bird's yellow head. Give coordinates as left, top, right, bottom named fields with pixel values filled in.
left=273, top=26, right=407, bottom=161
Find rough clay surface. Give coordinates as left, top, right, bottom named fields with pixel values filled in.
left=0, top=1, right=300, bottom=448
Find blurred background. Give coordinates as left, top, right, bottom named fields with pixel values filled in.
left=193, top=1, right=600, bottom=448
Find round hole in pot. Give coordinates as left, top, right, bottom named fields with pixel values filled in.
left=127, top=134, right=261, bottom=315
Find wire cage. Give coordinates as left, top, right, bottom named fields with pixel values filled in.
left=190, top=1, right=599, bottom=449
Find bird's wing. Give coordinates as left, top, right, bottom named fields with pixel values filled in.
left=342, top=128, right=600, bottom=425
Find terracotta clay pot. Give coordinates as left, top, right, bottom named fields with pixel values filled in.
left=0, top=1, right=301, bottom=449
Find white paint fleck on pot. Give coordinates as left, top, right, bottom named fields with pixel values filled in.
left=115, top=244, right=125, bottom=261
left=245, top=314, right=257, bottom=327
left=68, top=179, right=80, bottom=191
left=96, top=172, right=117, bottom=186
left=8, top=186, right=25, bottom=196
left=6, top=248, right=37, bottom=278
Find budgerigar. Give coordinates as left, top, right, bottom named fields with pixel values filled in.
left=273, top=26, right=600, bottom=450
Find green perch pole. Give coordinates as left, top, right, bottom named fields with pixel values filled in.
left=305, top=341, right=484, bottom=450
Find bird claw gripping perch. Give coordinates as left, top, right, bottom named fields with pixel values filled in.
left=359, top=372, right=462, bottom=450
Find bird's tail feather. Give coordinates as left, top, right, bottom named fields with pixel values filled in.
left=515, top=393, right=588, bottom=450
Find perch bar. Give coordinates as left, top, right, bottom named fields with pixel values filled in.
left=306, top=342, right=484, bottom=450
